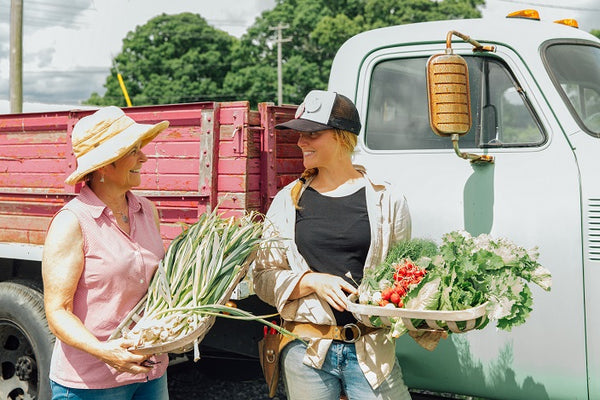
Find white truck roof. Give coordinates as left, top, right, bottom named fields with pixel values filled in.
left=329, top=16, right=600, bottom=98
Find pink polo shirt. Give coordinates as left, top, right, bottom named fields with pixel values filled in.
left=49, top=185, right=168, bottom=389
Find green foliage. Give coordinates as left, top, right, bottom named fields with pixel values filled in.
left=85, top=13, right=237, bottom=106
left=592, top=29, right=600, bottom=40
left=384, top=238, right=439, bottom=264
left=87, top=1, right=485, bottom=107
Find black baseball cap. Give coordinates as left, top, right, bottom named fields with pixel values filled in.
left=276, top=90, right=361, bottom=135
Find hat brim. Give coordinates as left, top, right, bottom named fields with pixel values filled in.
left=275, top=118, right=332, bottom=133
left=65, top=120, right=169, bottom=185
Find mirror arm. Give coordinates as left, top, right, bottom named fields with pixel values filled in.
left=451, top=134, right=494, bottom=164
left=446, top=31, right=496, bottom=53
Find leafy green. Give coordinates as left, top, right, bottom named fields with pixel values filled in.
left=358, top=230, right=552, bottom=336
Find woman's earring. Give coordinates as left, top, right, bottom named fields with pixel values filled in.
left=100, top=174, right=105, bottom=183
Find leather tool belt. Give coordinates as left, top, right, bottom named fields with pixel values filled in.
left=284, top=321, right=380, bottom=343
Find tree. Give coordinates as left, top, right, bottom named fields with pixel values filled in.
left=226, top=0, right=484, bottom=105
left=592, top=29, right=600, bottom=40
left=86, top=13, right=237, bottom=106
left=87, top=1, right=485, bottom=107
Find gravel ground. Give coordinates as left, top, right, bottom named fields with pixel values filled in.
left=166, top=357, right=449, bottom=400
left=167, top=356, right=287, bottom=400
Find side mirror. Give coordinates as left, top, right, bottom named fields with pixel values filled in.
left=426, top=30, right=494, bottom=164
left=427, top=52, right=471, bottom=136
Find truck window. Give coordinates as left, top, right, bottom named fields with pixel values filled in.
left=544, top=43, right=600, bottom=137
left=365, top=56, right=545, bottom=150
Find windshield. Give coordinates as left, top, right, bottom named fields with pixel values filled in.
left=544, top=42, right=600, bottom=137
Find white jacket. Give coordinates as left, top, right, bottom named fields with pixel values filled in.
left=253, top=166, right=411, bottom=389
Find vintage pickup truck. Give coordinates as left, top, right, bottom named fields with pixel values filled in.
left=2, top=9, right=599, bottom=400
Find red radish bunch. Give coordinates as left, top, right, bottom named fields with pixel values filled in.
left=379, top=260, right=427, bottom=308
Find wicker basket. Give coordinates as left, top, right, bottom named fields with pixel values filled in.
left=347, top=294, right=488, bottom=334
left=109, top=261, right=250, bottom=355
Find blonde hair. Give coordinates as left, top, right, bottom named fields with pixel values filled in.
left=290, top=129, right=358, bottom=209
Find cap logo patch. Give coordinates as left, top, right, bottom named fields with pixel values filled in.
left=295, top=103, right=305, bottom=119
left=304, top=93, right=322, bottom=113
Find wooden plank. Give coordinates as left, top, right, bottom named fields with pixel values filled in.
left=151, top=141, right=202, bottom=158
left=217, top=175, right=247, bottom=192
left=0, top=229, right=29, bottom=243
left=152, top=126, right=203, bottom=142
left=0, top=112, right=70, bottom=133
left=277, top=143, right=303, bottom=158
left=0, top=214, right=52, bottom=231
left=139, top=174, right=199, bottom=192
left=0, top=200, right=63, bottom=216
left=217, top=192, right=247, bottom=210
left=219, top=103, right=250, bottom=125
left=0, top=131, right=68, bottom=145
left=218, top=158, right=259, bottom=175
left=278, top=175, right=299, bottom=189
left=0, top=143, right=69, bottom=158
left=276, top=159, right=304, bottom=174
left=0, top=173, right=66, bottom=189
left=0, top=158, right=67, bottom=173
left=219, top=125, right=236, bottom=139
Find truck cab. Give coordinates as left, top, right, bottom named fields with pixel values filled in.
left=329, top=14, right=600, bottom=399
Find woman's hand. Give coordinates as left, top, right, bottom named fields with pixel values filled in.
left=96, top=339, right=153, bottom=374
left=294, top=272, right=358, bottom=312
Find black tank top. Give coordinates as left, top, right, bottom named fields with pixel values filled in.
left=295, top=186, right=371, bottom=325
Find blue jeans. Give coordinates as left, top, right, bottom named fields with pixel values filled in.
left=50, top=374, right=168, bottom=400
left=281, top=340, right=412, bottom=400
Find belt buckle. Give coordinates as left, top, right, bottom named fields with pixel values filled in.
left=341, top=323, right=361, bottom=343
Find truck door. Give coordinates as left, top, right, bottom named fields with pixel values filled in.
left=352, top=44, right=585, bottom=399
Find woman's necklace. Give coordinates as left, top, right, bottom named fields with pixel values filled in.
left=113, top=209, right=129, bottom=223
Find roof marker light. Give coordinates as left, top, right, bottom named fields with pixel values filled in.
left=554, top=19, right=579, bottom=28
left=506, top=9, right=541, bottom=20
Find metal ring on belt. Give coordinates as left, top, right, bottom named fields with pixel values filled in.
left=335, top=323, right=362, bottom=343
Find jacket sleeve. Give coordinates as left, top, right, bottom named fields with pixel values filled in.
left=252, top=191, right=308, bottom=315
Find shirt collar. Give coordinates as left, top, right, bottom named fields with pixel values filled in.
left=301, top=164, right=386, bottom=192
left=79, top=185, right=143, bottom=220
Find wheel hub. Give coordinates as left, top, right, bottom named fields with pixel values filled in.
left=15, top=355, right=36, bottom=382
left=0, top=322, right=37, bottom=400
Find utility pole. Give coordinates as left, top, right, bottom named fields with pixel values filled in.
left=269, top=23, right=291, bottom=106
left=9, top=0, right=23, bottom=114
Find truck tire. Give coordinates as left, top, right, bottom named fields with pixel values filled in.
left=0, top=281, right=54, bottom=400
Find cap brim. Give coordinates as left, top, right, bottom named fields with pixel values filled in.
left=65, top=120, right=169, bottom=185
left=275, top=118, right=332, bottom=133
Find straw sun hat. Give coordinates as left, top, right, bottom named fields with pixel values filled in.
left=65, top=106, right=169, bottom=185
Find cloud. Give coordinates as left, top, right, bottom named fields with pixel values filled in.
left=21, top=67, right=108, bottom=104
left=0, top=22, right=8, bottom=58
left=33, top=47, right=54, bottom=69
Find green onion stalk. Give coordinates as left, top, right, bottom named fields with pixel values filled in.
left=121, top=209, right=293, bottom=355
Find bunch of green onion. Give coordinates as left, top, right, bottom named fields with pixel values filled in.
left=122, top=209, right=283, bottom=354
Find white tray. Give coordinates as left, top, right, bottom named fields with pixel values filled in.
left=347, top=294, right=488, bottom=333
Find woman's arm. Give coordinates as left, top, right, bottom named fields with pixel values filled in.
left=42, top=210, right=151, bottom=374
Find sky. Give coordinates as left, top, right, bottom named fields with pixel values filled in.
left=0, top=0, right=598, bottom=113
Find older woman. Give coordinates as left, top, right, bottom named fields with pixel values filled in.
left=253, top=90, right=413, bottom=400
left=42, top=106, right=170, bottom=399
